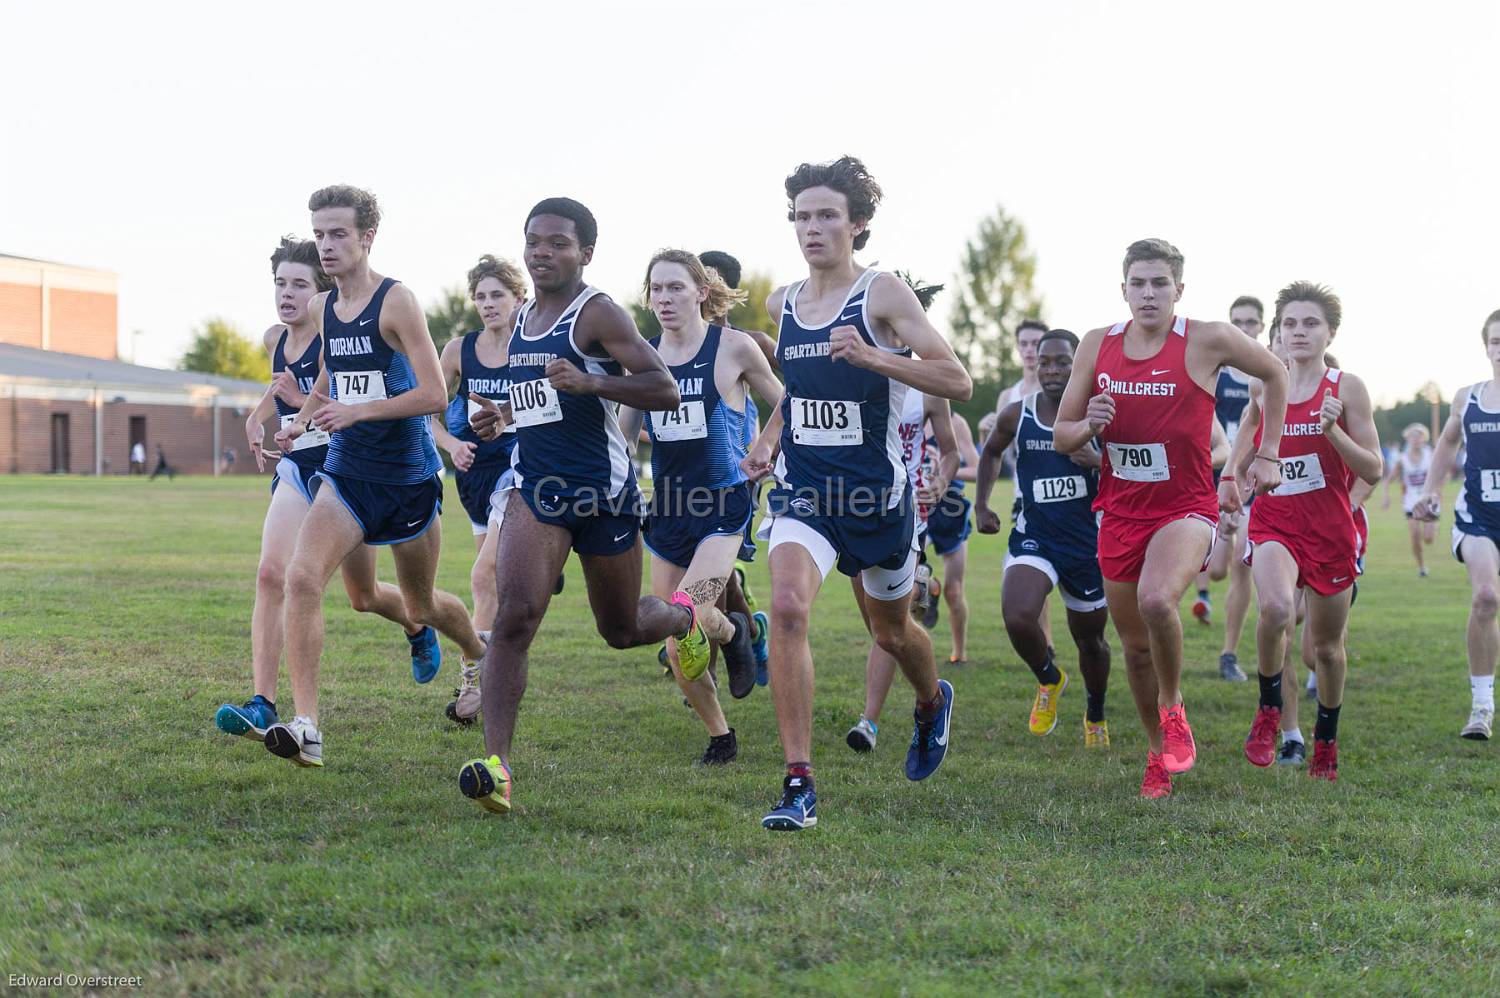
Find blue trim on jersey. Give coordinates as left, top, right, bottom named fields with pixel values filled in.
left=272, top=327, right=327, bottom=470
left=645, top=324, right=748, bottom=492
left=444, top=329, right=514, bottom=468
left=1457, top=381, right=1500, bottom=534
left=1011, top=392, right=1099, bottom=558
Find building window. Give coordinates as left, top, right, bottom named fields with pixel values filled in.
left=50, top=413, right=71, bottom=473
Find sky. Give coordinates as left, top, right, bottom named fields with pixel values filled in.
left=5, top=0, right=1497, bottom=405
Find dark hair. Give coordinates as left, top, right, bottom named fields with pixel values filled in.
left=895, top=271, right=945, bottom=313
left=1038, top=328, right=1079, bottom=351
left=467, top=254, right=527, bottom=299
left=1273, top=281, right=1343, bottom=333
left=270, top=235, right=332, bottom=292
left=1229, top=295, right=1264, bottom=319
left=698, top=251, right=742, bottom=289
left=526, top=197, right=598, bottom=249
left=307, top=185, right=381, bottom=230
left=1016, top=318, right=1049, bottom=339
left=1483, top=309, right=1500, bottom=344
left=784, top=155, right=883, bottom=251
left=1122, top=238, right=1185, bottom=282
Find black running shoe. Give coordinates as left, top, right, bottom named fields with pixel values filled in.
left=554, top=573, right=566, bottom=595
left=699, top=729, right=738, bottom=765
left=722, top=611, right=756, bottom=700
left=1277, top=739, right=1306, bottom=766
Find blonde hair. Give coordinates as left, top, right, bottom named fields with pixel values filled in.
left=1402, top=422, right=1429, bottom=446
left=467, top=254, right=528, bottom=300
left=641, top=249, right=747, bottom=321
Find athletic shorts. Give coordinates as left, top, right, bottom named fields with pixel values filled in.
left=456, top=461, right=509, bottom=535
left=1244, top=529, right=1357, bottom=597
left=644, top=482, right=755, bottom=570
left=313, top=471, right=443, bottom=546
left=1454, top=523, right=1500, bottom=563
left=926, top=491, right=973, bottom=556
left=1097, top=510, right=1215, bottom=584
left=757, top=487, right=917, bottom=599
left=519, top=481, right=642, bottom=557
left=271, top=454, right=321, bottom=505
left=1005, top=531, right=1107, bottom=612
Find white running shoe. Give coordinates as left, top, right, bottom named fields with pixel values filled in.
left=1461, top=705, right=1493, bottom=741
left=846, top=717, right=878, bottom=753
left=265, top=716, right=324, bottom=767
left=447, top=662, right=481, bottom=726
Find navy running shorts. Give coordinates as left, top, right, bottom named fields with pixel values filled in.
left=313, top=471, right=443, bottom=546
left=760, top=484, right=915, bottom=577
left=519, top=481, right=642, bottom=556
left=644, top=481, right=755, bottom=570
left=925, top=490, right=973, bottom=557
left=1006, top=529, right=1106, bottom=612
left=271, top=453, right=321, bottom=505
left=456, top=460, right=509, bottom=532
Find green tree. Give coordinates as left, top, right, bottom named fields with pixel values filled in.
left=425, top=286, right=480, bottom=355
left=178, top=318, right=270, bottom=381
left=948, top=206, right=1043, bottom=390
left=1374, top=383, right=1448, bottom=448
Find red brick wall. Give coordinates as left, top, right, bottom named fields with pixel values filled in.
left=0, top=395, right=15, bottom=473
left=0, top=281, right=43, bottom=349
left=49, top=289, right=118, bottom=360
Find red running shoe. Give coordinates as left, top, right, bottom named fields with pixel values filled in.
left=1191, top=596, right=1211, bottom=625
left=1159, top=703, right=1196, bottom=774
left=1244, top=705, right=1282, bottom=768
left=1308, top=739, right=1338, bottom=781
left=1141, top=750, right=1172, bottom=798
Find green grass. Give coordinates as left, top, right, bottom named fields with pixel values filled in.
left=1, top=475, right=1498, bottom=995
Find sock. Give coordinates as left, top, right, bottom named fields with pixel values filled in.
left=1473, top=675, right=1495, bottom=709
left=786, top=762, right=812, bottom=781
left=916, top=687, right=946, bottom=721
left=710, top=730, right=735, bottom=746
left=1281, top=727, right=1304, bottom=745
left=1198, top=589, right=1210, bottom=601
left=1314, top=703, right=1341, bottom=743
left=1030, top=650, right=1062, bottom=686
left=1258, top=671, right=1284, bottom=710
left=1086, top=690, right=1106, bottom=723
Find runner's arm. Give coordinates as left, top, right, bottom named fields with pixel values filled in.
left=1323, top=373, right=1384, bottom=485
left=975, top=400, right=1022, bottom=519
left=327, top=285, right=449, bottom=423
left=557, top=297, right=678, bottom=410
left=952, top=415, right=980, bottom=482
left=1417, top=388, right=1467, bottom=516
left=1210, top=418, right=1230, bottom=469
left=429, top=338, right=468, bottom=454
left=617, top=405, right=646, bottom=459
left=728, top=327, right=785, bottom=414
left=923, top=398, right=961, bottom=499
left=1216, top=325, right=1289, bottom=464
left=849, top=275, right=972, bottom=402
left=1052, top=327, right=1107, bottom=454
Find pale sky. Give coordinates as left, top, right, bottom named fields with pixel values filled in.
left=5, top=0, right=1497, bottom=405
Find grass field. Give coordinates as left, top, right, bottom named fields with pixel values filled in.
left=2, top=474, right=1498, bottom=995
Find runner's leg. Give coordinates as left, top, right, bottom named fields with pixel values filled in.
left=250, top=485, right=309, bottom=701
left=1136, top=517, right=1215, bottom=706
left=389, top=516, right=485, bottom=662
left=652, top=553, right=728, bottom=736
left=283, top=489, right=367, bottom=723
left=942, top=544, right=969, bottom=661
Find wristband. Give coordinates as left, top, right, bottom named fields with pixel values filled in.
left=1252, top=453, right=1279, bottom=465
left=1220, top=475, right=1236, bottom=482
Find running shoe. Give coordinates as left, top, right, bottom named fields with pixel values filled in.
left=1244, top=704, right=1282, bottom=768
left=734, top=564, right=759, bottom=616
left=1191, top=595, right=1212, bottom=625
left=1307, top=739, right=1338, bottom=781
left=1140, top=750, right=1172, bottom=798
left=1219, top=652, right=1248, bottom=682
left=722, top=611, right=756, bottom=700
left=761, top=775, right=817, bottom=831
left=910, top=572, right=931, bottom=624
left=948, top=656, right=967, bottom=667
left=846, top=717, right=878, bottom=753
left=671, top=592, right=711, bottom=680
left=1084, top=718, right=1110, bottom=749
left=445, top=661, right=481, bottom=726
left=922, top=591, right=941, bottom=630
left=408, top=626, right=442, bottom=684
left=1277, top=739, right=1306, bottom=766
left=1029, top=669, right=1068, bottom=736
left=1158, top=703, right=1196, bottom=774
left=264, top=716, right=323, bottom=768
left=1305, top=672, right=1319, bottom=700
left=906, top=678, right=954, bottom=781
left=699, top=729, right=738, bottom=766
left=215, top=694, right=278, bottom=741
left=1461, top=705, right=1493, bottom=741
left=1419, top=567, right=1429, bottom=578
left=459, top=754, right=512, bottom=813
left=751, top=611, right=770, bottom=686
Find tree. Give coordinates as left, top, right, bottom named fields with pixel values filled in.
left=178, top=318, right=270, bottom=382
left=425, top=286, right=480, bottom=355
left=948, top=206, right=1043, bottom=388
left=1374, top=383, right=1449, bottom=448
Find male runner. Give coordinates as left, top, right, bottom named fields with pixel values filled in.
left=457, top=198, right=695, bottom=813
left=920, top=413, right=980, bottom=660
left=266, top=186, right=487, bottom=767
left=742, top=156, right=971, bottom=830
left=977, top=330, right=1113, bottom=745
left=1416, top=309, right=1500, bottom=740
left=995, top=319, right=1054, bottom=645
left=1387, top=423, right=1437, bottom=576
left=214, top=236, right=433, bottom=742
left=1053, top=238, right=1288, bottom=798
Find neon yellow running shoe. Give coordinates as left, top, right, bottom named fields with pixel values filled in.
left=1084, top=718, right=1110, bottom=749
left=1028, top=668, right=1068, bottom=736
left=734, top=564, right=759, bottom=616
left=459, top=755, right=511, bottom=813
left=671, top=591, right=711, bottom=681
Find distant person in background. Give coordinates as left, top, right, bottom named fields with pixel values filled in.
left=130, top=441, right=145, bottom=474
left=149, top=444, right=175, bottom=480
left=1385, top=422, right=1435, bottom=576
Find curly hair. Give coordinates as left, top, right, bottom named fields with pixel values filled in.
left=784, top=155, right=883, bottom=251
left=526, top=197, right=598, bottom=249
left=467, top=254, right=528, bottom=300
left=307, top=184, right=381, bottom=230
left=641, top=249, right=748, bottom=322
left=270, top=235, right=332, bottom=292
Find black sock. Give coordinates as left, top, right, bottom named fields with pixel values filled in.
left=1258, top=672, right=1283, bottom=710
left=1198, top=588, right=1210, bottom=601
left=1086, top=690, right=1106, bottom=723
left=1315, top=703, right=1341, bottom=742
left=711, top=730, right=735, bottom=745
left=1030, top=651, right=1062, bottom=686
left=916, top=687, right=946, bottom=721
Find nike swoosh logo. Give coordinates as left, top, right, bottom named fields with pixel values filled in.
left=1083, top=589, right=1100, bottom=596
left=693, top=361, right=709, bottom=369
left=935, top=723, right=949, bottom=747
left=406, top=519, right=422, bottom=527
left=360, top=318, right=374, bottom=326
left=1151, top=368, right=1171, bottom=376
left=613, top=532, right=630, bottom=542
left=1332, top=576, right=1349, bottom=583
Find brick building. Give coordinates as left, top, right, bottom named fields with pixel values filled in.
left=0, top=253, right=120, bottom=361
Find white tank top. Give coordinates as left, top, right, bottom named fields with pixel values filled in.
left=1400, top=447, right=1432, bottom=512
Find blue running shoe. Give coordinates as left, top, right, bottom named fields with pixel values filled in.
left=408, top=626, right=442, bottom=684
left=215, top=695, right=278, bottom=741
left=751, top=611, right=770, bottom=686
left=906, top=678, right=954, bottom=781
left=761, top=775, right=817, bottom=831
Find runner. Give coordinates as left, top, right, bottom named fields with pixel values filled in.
left=619, top=249, right=782, bottom=764
left=976, top=329, right=1113, bottom=746
left=1416, top=308, right=1500, bottom=739
left=266, top=186, right=488, bottom=767
left=1226, top=282, right=1382, bottom=782
left=457, top=198, right=697, bottom=813
left=214, top=236, right=433, bottom=743
left=921, top=412, right=980, bottom=662
left=995, top=318, right=1054, bottom=647
left=742, top=156, right=970, bottom=830
left=1386, top=423, right=1437, bottom=576
left=1053, top=238, right=1288, bottom=798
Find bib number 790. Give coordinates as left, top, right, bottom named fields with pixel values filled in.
left=1105, top=442, right=1169, bottom=483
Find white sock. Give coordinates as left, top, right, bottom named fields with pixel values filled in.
left=1306, top=672, right=1318, bottom=690
left=1281, top=727, right=1304, bottom=745
left=294, top=714, right=317, bottom=729
left=1472, top=675, right=1495, bottom=710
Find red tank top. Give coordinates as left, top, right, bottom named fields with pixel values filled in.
left=1092, top=316, right=1218, bottom=521
left=1249, top=367, right=1357, bottom=561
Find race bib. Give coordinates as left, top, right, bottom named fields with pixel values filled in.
left=1106, top=442, right=1169, bottom=483
left=509, top=377, right=562, bottom=427
left=1272, top=452, right=1327, bottom=497
left=280, top=413, right=329, bottom=451
left=790, top=397, right=863, bottom=446
left=334, top=370, right=387, bottom=406
left=1032, top=474, right=1088, bottom=504
left=1480, top=469, right=1500, bottom=503
left=652, top=400, right=707, bottom=441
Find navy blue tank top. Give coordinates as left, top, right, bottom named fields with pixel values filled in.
left=1215, top=368, right=1252, bottom=445
left=645, top=324, right=748, bottom=492
left=774, top=269, right=909, bottom=506
left=1013, top=392, right=1100, bottom=553
left=1457, top=381, right=1500, bottom=534
left=321, top=277, right=441, bottom=484
left=272, top=327, right=329, bottom=466
left=443, top=330, right=514, bottom=469
left=506, top=286, right=633, bottom=498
